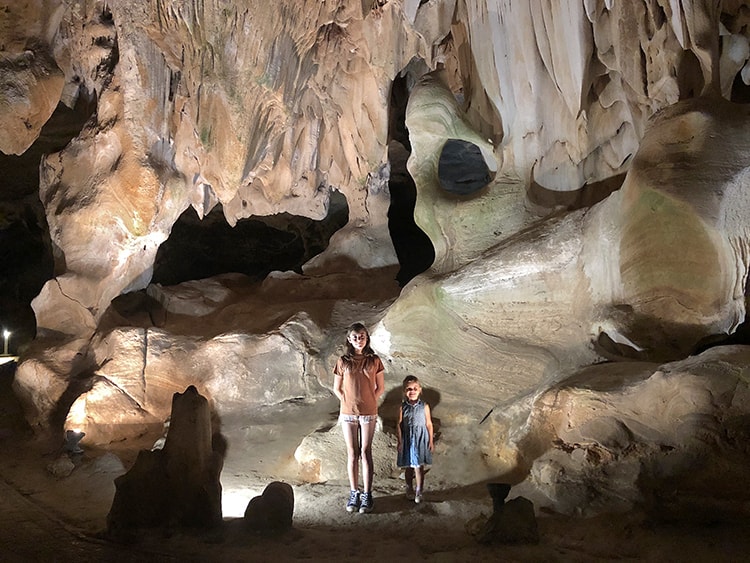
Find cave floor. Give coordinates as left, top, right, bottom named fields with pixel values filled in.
left=1, top=364, right=749, bottom=562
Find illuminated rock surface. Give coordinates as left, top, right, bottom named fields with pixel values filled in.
left=1, top=1, right=750, bottom=557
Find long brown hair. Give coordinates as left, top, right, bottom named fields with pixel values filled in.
left=342, top=322, right=376, bottom=360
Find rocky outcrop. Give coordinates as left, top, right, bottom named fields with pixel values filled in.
left=376, top=96, right=750, bottom=422
left=0, top=47, right=64, bottom=156
left=510, top=345, right=750, bottom=521
left=106, top=386, right=223, bottom=536
left=5, top=1, right=747, bottom=344
left=27, top=0, right=423, bottom=342
left=58, top=298, right=336, bottom=444
left=405, top=73, right=503, bottom=273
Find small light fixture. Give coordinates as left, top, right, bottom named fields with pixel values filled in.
left=2, top=329, right=9, bottom=356
left=64, top=429, right=85, bottom=455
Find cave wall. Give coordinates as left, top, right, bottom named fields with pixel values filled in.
left=6, top=1, right=749, bottom=343
left=2, top=2, right=750, bottom=503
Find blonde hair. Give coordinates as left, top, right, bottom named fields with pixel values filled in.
left=402, top=375, right=421, bottom=393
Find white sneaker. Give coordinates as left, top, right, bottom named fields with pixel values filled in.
left=414, top=490, right=423, bottom=503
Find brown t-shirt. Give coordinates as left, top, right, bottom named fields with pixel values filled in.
left=334, top=354, right=384, bottom=416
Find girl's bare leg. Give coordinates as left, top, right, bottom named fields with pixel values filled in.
left=359, top=419, right=377, bottom=493
left=341, top=421, right=360, bottom=491
left=415, top=465, right=425, bottom=493
left=404, top=467, right=415, bottom=492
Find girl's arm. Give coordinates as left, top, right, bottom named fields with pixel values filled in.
left=396, top=405, right=403, bottom=450
left=424, top=403, right=434, bottom=452
left=373, top=363, right=385, bottom=402
left=333, top=373, right=344, bottom=402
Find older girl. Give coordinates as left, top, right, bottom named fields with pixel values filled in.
left=333, top=322, right=385, bottom=513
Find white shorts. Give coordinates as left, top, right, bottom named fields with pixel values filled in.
left=339, top=414, right=378, bottom=424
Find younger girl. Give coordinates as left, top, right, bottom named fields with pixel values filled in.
left=396, top=375, right=434, bottom=503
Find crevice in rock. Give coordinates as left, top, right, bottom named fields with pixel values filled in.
left=528, top=172, right=626, bottom=211
left=386, top=73, right=434, bottom=286
left=694, top=274, right=750, bottom=353
left=141, top=327, right=148, bottom=394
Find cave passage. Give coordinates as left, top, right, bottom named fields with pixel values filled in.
left=151, top=192, right=349, bottom=286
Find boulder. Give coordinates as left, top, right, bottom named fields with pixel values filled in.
left=294, top=417, right=397, bottom=483
left=243, top=481, right=295, bottom=533
left=510, top=346, right=750, bottom=520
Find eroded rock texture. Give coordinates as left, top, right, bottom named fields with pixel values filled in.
left=106, top=386, right=223, bottom=536
left=2, top=0, right=750, bottom=519
left=513, top=346, right=750, bottom=521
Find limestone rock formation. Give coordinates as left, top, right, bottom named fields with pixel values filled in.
left=56, top=271, right=398, bottom=444
left=0, top=47, right=64, bottom=156
left=106, top=386, right=223, bottom=536
left=1, top=0, right=750, bottom=523
left=510, top=345, right=750, bottom=521
left=25, top=0, right=420, bottom=342
left=405, top=73, right=504, bottom=272
left=294, top=416, right=397, bottom=483
left=377, top=95, right=750, bottom=413
left=477, top=495, right=539, bottom=545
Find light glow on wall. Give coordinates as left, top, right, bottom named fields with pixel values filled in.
left=370, top=323, right=392, bottom=356
left=221, top=486, right=260, bottom=518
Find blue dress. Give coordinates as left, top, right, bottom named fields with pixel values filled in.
left=397, top=399, right=432, bottom=467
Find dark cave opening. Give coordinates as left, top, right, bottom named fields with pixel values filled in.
left=151, top=192, right=350, bottom=286
left=387, top=72, right=435, bottom=286
left=0, top=97, right=94, bottom=352
left=730, top=71, right=750, bottom=103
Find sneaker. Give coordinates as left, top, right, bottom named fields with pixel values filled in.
left=346, top=490, right=360, bottom=513
left=359, top=491, right=374, bottom=513
left=414, top=489, right=423, bottom=504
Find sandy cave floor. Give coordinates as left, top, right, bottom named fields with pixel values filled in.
left=2, top=364, right=750, bottom=562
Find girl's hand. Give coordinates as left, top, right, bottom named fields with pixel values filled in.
left=429, top=439, right=434, bottom=452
